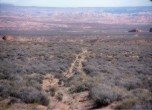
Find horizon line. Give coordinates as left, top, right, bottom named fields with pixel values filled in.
left=1, top=3, right=152, bottom=8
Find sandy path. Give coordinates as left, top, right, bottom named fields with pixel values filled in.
left=64, top=48, right=89, bottom=79
left=41, top=48, right=94, bottom=110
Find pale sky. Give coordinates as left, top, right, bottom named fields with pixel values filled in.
left=1, top=0, right=152, bottom=7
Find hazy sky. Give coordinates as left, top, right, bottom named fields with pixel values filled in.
left=1, top=0, right=152, bottom=7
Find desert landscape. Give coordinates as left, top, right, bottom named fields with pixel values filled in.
left=0, top=3, right=152, bottom=110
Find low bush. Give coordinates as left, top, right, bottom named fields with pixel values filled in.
left=89, top=84, right=126, bottom=107
left=114, top=89, right=152, bottom=109
left=114, top=98, right=137, bottom=110
left=0, top=82, right=12, bottom=99
left=116, top=75, right=141, bottom=90
left=17, top=87, right=49, bottom=106
left=49, top=87, right=56, bottom=97
left=69, top=84, right=88, bottom=93
left=132, top=101, right=152, bottom=110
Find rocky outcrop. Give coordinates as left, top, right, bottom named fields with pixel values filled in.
left=149, top=28, right=152, bottom=32
left=2, top=35, right=15, bottom=41
left=129, top=29, right=141, bottom=32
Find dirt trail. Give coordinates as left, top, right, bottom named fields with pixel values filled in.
left=64, top=48, right=89, bottom=78
left=41, top=48, right=94, bottom=110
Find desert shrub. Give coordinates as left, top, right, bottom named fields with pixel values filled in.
left=114, top=98, right=138, bottom=110
left=89, top=84, right=126, bottom=107
left=25, top=74, right=43, bottom=90
left=83, top=66, right=95, bottom=75
left=25, top=74, right=43, bottom=84
left=116, top=75, right=141, bottom=90
left=0, top=82, right=12, bottom=99
left=56, top=92, right=63, bottom=101
left=0, top=61, right=18, bottom=75
left=0, top=72, right=48, bottom=106
left=114, top=89, right=152, bottom=109
left=49, top=87, right=56, bottom=97
left=0, top=41, right=79, bottom=76
left=17, top=87, right=49, bottom=106
left=68, top=79, right=94, bottom=94
left=130, top=89, right=152, bottom=102
left=26, top=80, right=42, bottom=90
left=69, top=84, right=88, bottom=94
left=0, top=73, right=6, bottom=80
left=132, top=100, right=152, bottom=110
left=83, top=64, right=100, bottom=76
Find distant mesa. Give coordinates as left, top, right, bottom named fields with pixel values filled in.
left=2, top=35, right=15, bottom=41
left=129, top=28, right=141, bottom=32
left=149, top=28, right=152, bottom=32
